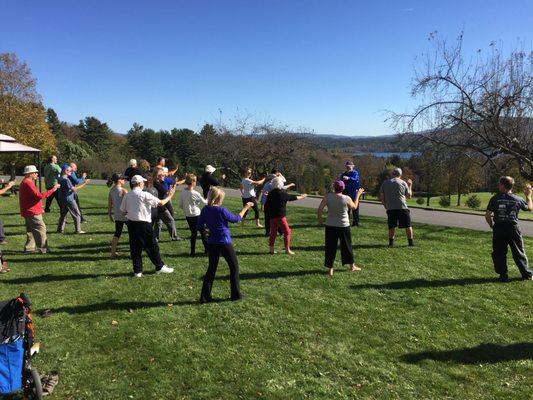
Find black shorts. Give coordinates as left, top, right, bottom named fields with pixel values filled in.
left=114, top=221, right=126, bottom=238
left=387, top=209, right=411, bottom=229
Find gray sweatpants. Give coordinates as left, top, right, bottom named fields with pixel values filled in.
left=492, top=223, right=532, bottom=278
left=153, top=208, right=177, bottom=241
left=57, top=199, right=82, bottom=233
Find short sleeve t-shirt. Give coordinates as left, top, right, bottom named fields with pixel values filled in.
left=109, top=186, right=127, bottom=222
left=487, top=193, right=529, bottom=224
left=380, top=178, right=409, bottom=210
left=241, top=178, right=255, bottom=198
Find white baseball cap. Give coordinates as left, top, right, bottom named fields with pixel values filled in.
left=23, top=165, right=39, bottom=174
left=131, top=175, right=147, bottom=185
left=205, top=165, right=216, bottom=173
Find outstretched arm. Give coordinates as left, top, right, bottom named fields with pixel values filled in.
left=0, top=181, right=15, bottom=196
left=525, top=184, right=532, bottom=210
left=72, top=179, right=90, bottom=192
left=347, top=188, right=365, bottom=210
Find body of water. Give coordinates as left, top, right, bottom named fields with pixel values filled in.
left=353, top=152, right=417, bottom=159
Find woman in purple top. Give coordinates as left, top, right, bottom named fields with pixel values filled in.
left=197, top=186, right=253, bottom=303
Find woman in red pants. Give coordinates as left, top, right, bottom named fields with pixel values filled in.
left=265, top=177, right=307, bottom=255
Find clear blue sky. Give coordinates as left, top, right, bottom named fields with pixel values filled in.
left=2, top=0, right=531, bottom=136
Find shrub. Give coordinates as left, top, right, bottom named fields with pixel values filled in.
left=439, top=196, right=451, bottom=207
left=465, top=194, right=481, bottom=209
left=416, top=197, right=425, bottom=205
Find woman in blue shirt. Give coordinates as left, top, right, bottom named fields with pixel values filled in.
left=197, top=187, right=253, bottom=303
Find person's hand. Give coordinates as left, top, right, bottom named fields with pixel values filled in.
left=246, top=202, right=254, bottom=208
left=357, top=187, right=365, bottom=195
left=6, top=181, right=15, bottom=189
left=525, top=183, right=532, bottom=198
left=222, top=174, right=226, bottom=180
left=342, top=176, right=349, bottom=181
left=407, top=178, right=413, bottom=186
left=301, top=194, right=308, bottom=198
left=82, top=172, right=88, bottom=179
left=85, top=179, right=91, bottom=184
left=53, top=183, right=61, bottom=190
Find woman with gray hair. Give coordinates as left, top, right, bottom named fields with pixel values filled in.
left=264, top=177, right=307, bottom=255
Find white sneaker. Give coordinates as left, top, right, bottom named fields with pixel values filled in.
left=156, top=265, right=174, bottom=274
left=133, top=273, right=143, bottom=278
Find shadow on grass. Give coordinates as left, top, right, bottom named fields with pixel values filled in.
left=401, top=342, right=533, bottom=364
left=8, top=254, right=121, bottom=263
left=291, top=244, right=389, bottom=251
left=214, top=269, right=325, bottom=281
left=2, top=272, right=132, bottom=284
left=37, top=299, right=203, bottom=315
left=350, top=276, right=517, bottom=290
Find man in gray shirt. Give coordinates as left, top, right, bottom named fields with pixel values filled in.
left=379, top=168, right=414, bottom=247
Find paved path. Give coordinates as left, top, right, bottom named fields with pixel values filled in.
left=219, top=187, right=533, bottom=237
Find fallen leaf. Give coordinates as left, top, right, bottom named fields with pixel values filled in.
left=111, top=320, right=119, bottom=326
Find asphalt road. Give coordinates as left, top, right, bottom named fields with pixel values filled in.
left=219, top=187, right=533, bottom=237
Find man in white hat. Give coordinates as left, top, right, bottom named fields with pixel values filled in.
left=120, top=175, right=176, bottom=277
left=199, top=165, right=220, bottom=198
left=18, top=165, right=60, bottom=253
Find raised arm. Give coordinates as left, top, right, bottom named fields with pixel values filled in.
left=158, top=185, right=176, bottom=207
left=347, top=188, right=365, bottom=210
left=72, top=179, right=90, bottom=192
left=317, top=196, right=328, bottom=225
left=0, top=181, right=15, bottom=196
left=252, top=177, right=266, bottom=186
left=405, top=179, right=413, bottom=199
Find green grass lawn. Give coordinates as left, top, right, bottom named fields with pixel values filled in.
left=365, top=192, right=533, bottom=221
left=1, top=185, right=532, bottom=399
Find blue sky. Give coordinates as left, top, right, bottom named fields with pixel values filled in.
left=1, top=0, right=532, bottom=136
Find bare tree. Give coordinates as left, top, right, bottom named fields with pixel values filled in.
left=390, top=33, right=533, bottom=180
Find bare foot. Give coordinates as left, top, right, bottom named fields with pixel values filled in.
left=286, top=249, right=295, bottom=255
left=351, top=265, right=361, bottom=272
left=328, top=268, right=334, bottom=277
left=257, top=224, right=264, bottom=228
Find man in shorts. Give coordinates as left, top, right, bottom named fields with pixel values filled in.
left=485, top=177, right=532, bottom=282
left=380, top=167, right=414, bottom=247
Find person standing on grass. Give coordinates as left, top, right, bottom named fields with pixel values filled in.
left=485, top=177, right=532, bottom=282
left=179, top=174, right=208, bottom=257
left=68, top=162, right=88, bottom=222
left=153, top=169, right=180, bottom=241
left=379, top=168, right=414, bottom=247
left=19, top=165, right=60, bottom=254
left=260, top=168, right=295, bottom=236
left=240, top=167, right=265, bottom=227
left=120, top=175, right=176, bottom=277
left=43, top=155, right=62, bottom=213
left=317, top=180, right=364, bottom=277
left=200, top=165, right=220, bottom=198
left=108, top=173, right=128, bottom=258
left=265, top=177, right=307, bottom=255
left=340, top=161, right=361, bottom=226
left=57, top=165, right=90, bottom=234
left=124, top=159, right=143, bottom=187
left=0, top=180, right=15, bottom=245
left=156, top=157, right=178, bottom=176
left=198, top=187, right=254, bottom=303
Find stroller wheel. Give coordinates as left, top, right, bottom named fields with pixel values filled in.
left=25, top=368, right=43, bottom=400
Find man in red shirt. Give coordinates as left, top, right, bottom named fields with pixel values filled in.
left=19, top=165, right=59, bottom=253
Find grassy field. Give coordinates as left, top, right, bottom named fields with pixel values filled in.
left=365, top=192, right=533, bottom=221
left=0, top=185, right=532, bottom=399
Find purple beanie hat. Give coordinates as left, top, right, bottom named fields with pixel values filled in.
left=333, top=180, right=345, bottom=192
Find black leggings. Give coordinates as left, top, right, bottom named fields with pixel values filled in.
left=200, top=243, right=241, bottom=302
left=126, top=221, right=165, bottom=274
left=186, top=216, right=208, bottom=256
left=242, top=197, right=260, bottom=220
left=324, top=226, right=354, bottom=268
left=114, top=221, right=125, bottom=238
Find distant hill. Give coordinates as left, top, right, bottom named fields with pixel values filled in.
left=300, top=133, right=412, bottom=153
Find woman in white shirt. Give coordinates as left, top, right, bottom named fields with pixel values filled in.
left=179, top=174, right=208, bottom=256
left=240, top=167, right=265, bottom=227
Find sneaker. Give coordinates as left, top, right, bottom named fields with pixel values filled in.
left=0, top=240, right=8, bottom=245
left=499, top=274, right=509, bottom=283
left=133, top=272, right=143, bottom=278
left=156, top=265, right=174, bottom=274
left=522, top=275, right=533, bottom=281
left=76, top=231, right=86, bottom=234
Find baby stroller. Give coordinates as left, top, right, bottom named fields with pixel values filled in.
left=0, top=293, right=42, bottom=399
